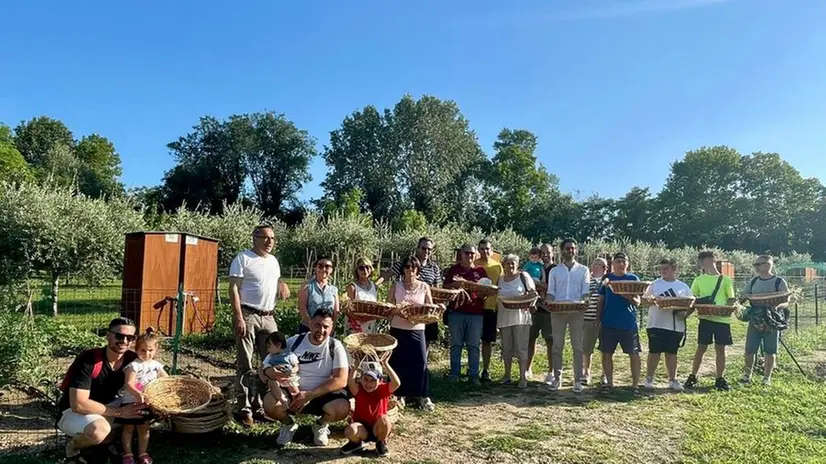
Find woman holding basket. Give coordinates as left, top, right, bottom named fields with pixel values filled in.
left=497, top=254, right=538, bottom=388
left=346, top=257, right=380, bottom=334
left=387, top=255, right=436, bottom=411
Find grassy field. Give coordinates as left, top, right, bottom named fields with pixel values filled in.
left=5, top=281, right=826, bottom=463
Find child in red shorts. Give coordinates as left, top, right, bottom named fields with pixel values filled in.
left=340, top=358, right=400, bottom=457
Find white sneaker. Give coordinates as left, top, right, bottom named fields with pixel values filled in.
left=525, top=369, right=533, bottom=379
left=644, top=377, right=655, bottom=391
left=740, top=375, right=752, bottom=385
left=669, top=379, right=684, bottom=392
left=549, top=377, right=560, bottom=391
left=573, top=382, right=583, bottom=393
left=544, top=373, right=555, bottom=385
left=421, top=397, right=435, bottom=412
left=277, top=422, right=298, bottom=446
left=312, top=422, right=330, bottom=446
left=762, top=377, right=772, bottom=386
left=581, top=375, right=592, bottom=386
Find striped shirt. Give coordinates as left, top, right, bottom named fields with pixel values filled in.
left=392, top=259, right=443, bottom=287
left=585, top=278, right=603, bottom=321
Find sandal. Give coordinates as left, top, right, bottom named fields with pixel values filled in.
left=122, top=454, right=136, bottom=464
left=138, top=453, right=154, bottom=464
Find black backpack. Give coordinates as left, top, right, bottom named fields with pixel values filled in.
left=748, top=277, right=788, bottom=332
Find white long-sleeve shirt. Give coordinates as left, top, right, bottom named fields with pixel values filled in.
left=547, top=261, right=591, bottom=302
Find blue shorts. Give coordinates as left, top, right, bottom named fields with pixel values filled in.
left=599, top=327, right=641, bottom=354
left=745, top=322, right=779, bottom=355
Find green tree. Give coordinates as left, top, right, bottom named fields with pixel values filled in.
left=322, top=95, right=486, bottom=225
left=75, top=134, right=124, bottom=197
left=0, top=142, right=33, bottom=184
left=13, top=116, right=75, bottom=166
left=570, top=195, right=616, bottom=243
left=613, top=187, right=655, bottom=242
left=36, top=143, right=82, bottom=188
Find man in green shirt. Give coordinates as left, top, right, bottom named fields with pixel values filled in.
left=684, top=251, right=737, bottom=391
left=475, top=239, right=503, bottom=383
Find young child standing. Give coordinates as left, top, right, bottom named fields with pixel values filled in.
left=120, top=328, right=167, bottom=464
left=340, top=358, right=400, bottom=457
left=261, top=332, right=300, bottom=404
left=522, top=247, right=544, bottom=281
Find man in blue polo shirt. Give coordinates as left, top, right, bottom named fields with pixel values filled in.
left=597, top=252, right=642, bottom=391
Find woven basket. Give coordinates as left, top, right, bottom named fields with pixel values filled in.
left=455, top=280, right=499, bottom=299
left=608, top=281, right=651, bottom=296
left=500, top=295, right=539, bottom=311
left=694, top=304, right=738, bottom=317
left=431, top=287, right=463, bottom=305
left=654, top=297, right=695, bottom=310
left=399, top=303, right=446, bottom=325
left=170, top=393, right=229, bottom=434
left=343, top=333, right=398, bottom=363
left=345, top=300, right=397, bottom=321
left=747, top=292, right=790, bottom=307
left=143, top=376, right=213, bottom=416
left=547, top=301, right=587, bottom=313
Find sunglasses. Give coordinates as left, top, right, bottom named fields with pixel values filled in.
left=753, top=262, right=768, bottom=267
left=404, top=264, right=418, bottom=270
left=317, top=263, right=333, bottom=269
left=357, top=265, right=371, bottom=271
left=110, top=331, right=136, bottom=342
left=463, top=251, right=475, bottom=256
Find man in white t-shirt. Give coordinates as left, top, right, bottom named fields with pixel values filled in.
left=229, top=224, right=291, bottom=426
left=642, top=258, right=692, bottom=392
left=262, top=307, right=349, bottom=447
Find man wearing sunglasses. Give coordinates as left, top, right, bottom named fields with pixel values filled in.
left=444, top=244, right=488, bottom=386
left=58, top=317, right=145, bottom=463
left=389, top=237, right=444, bottom=345
left=229, top=224, right=291, bottom=426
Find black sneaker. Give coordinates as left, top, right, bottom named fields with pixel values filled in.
left=340, top=441, right=364, bottom=455
left=481, top=371, right=492, bottom=383
left=715, top=377, right=730, bottom=391
left=376, top=440, right=389, bottom=457
left=684, top=374, right=698, bottom=389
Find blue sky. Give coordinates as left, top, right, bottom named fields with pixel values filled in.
left=1, top=0, right=824, bottom=202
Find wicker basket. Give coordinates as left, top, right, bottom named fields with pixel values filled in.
left=608, top=281, right=651, bottom=296
left=399, top=303, right=446, bottom=325
left=169, top=392, right=229, bottom=434
left=547, top=301, right=587, bottom=313
left=455, top=279, right=499, bottom=299
left=500, top=295, right=539, bottom=311
left=431, top=287, right=463, bottom=305
left=143, top=376, right=213, bottom=416
left=343, top=333, right=398, bottom=362
left=747, top=292, right=790, bottom=307
left=345, top=300, right=397, bottom=321
left=694, top=304, right=738, bottom=317
left=654, top=297, right=695, bottom=310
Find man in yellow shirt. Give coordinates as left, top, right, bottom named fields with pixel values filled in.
left=475, top=239, right=503, bottom=383
left=684, top=251, right=737, bottom=391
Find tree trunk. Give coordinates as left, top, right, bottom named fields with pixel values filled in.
left=52, top=272, right=60, bottom=317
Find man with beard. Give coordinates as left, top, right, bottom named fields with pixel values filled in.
left=527, top=243, right=556, bottom=382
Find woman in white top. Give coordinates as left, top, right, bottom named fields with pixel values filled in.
left=387, top=255, right=435, bottom=411
left=346, top=257, right=380, bottom=333
left=497, top=254, right=537, bottom=389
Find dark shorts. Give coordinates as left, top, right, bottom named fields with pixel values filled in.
left=301, top=390, right=348, bottom=417
left=697, top=319, right=733, bottom=346
left=599, top=327, right=641, bottom=354
left=647, top=328, right=683, bottom=355
left=482, top=310, right=498, bottom=343
left=350, top=421, right=379, bottom=442
left=530, top=310, right=553, bottom=341
left=425, top=321, right=439, bottom=343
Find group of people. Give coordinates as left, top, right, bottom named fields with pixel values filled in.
left=55, top=225, right=790, bottom=462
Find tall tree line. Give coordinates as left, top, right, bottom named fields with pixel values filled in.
left=3, top=95, right=824, bottom=259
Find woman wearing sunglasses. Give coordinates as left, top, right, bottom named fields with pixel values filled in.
left=297, top=257, right=340, bottom=334
left=346, top=257, right=380, bottom=333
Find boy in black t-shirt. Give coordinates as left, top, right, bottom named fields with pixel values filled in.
left=58, top=318, right=146, bottom=463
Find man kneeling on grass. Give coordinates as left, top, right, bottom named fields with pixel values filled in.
left=340, top=358, right=401, bottom=457
left=643, top=258, right=692, bottom=392
left=261, top=307, right=350, bottom=446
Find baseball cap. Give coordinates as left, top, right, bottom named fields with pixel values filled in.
left=360, top=361, right=384, bottom=380
left=612, top=252, right=628, bottom=261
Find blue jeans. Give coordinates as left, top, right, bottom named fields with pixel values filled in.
left=745, top=322, right=779, bottom=355
left=448, top=311, right=483, bottom=379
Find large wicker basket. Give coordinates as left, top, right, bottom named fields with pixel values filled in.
left=431, top=287, right=463, bottom=305
left=608, top=281, right=651, bottom=296
left=654, top=297, right=695, bottom=310
left=500, top=295, right=539, bottom=311
left=343, top=333, right=398, bottom=362
left=747, top=292, right=790, bottom=307
left=344, top=300, right=397, bottom=321
left=169, top=389, right=229, bottom=434
left=547, top=301, right=588, bottom=313
left=454, top=279, right=498, bottom=299
left=398, top=303, right=446, bottom=325
left=695, top=304, right=738, bottom=317
left=143, top=376, right=213, bottom=416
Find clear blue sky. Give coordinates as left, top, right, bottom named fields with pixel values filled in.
left=2, top=0, right=824, bottom=202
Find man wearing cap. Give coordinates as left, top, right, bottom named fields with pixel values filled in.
left=229, top=224, right=291, bottom=426
left=444, top=244, right=488, bottom=386
left=545, top=239, right=591, bottom=393
left=597, top=252, right=643, bottom=391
